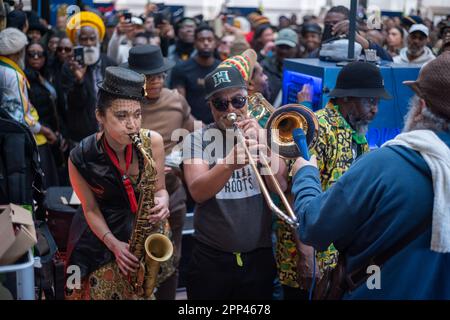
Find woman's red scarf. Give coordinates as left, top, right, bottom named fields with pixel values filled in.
left=102, top=137, right=138, bottom=214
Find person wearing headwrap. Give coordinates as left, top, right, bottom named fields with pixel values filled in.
left=61, top=11, right=116, bottom=142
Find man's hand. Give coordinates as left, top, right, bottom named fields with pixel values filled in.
left=40, top=126, right=58, bottom=145
left=223, top=23, right=245, bottom=37
left=332, top=19, right=369, bottom=49
left=237, top=118, right=263, bottom=142
left=68, top=59, right=87, bottom=83
left=295, top=239, right=321, bottom=290
left=261, top=41, right=275, bottom=57
left=56, top=132, right=69, bottom=152
left=332, top=20, right=350, bottom=37
left=292, top=155, right=318, bottom=177
left=116, top=17, right=135, bottom=36
left=157, top=20, right=175, bottom=39
left=297, top=84, right=312, bottom=104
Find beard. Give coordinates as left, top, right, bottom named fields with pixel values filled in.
left=18, top=50, right=26, bottom=70
left=347, top=112, right=370, bottom=135
left=84, top=44, right=100, bottom=65
left=407, top=46, right=424, bottom=57
left=403, top=96, right=422, bottom=133
left=197, top=50, right=213, bottom=58
left=261, top=84, right=271, bottom=100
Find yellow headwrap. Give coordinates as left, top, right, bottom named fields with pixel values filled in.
left=66, top=11, right=106, bottom=44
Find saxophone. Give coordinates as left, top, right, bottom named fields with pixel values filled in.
left=87, top=130, right=174, bottom=300
left=128, top=132, right=173, bottom=299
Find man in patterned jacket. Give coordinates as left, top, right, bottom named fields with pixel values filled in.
left=295, top=61, right=392, bottom=297
left=312, top=61, right=391, bottom=191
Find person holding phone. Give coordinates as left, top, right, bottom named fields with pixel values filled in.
left=307, top=6, right=393, bottom=62
left=61, top=11, right=116, bottom=143
left=107, top=12, right=145, bottom=64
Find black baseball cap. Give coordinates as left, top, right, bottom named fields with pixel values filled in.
left=329, top=61, right=392, bottom=99
left=301, top=23, right=322, bottom=36
left=204, top=67, right=247, bottom=100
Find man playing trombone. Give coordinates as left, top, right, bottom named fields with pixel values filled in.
left=181, top=65, right=288, bottom=299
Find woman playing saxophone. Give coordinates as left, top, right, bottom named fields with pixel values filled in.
left=65, top=67, right=172, bottom=300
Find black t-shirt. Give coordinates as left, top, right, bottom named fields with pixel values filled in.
left=170, top=57, right=220, bottom=124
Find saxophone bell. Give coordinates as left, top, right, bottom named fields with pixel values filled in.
left=143, top=233, right=174, bottom=297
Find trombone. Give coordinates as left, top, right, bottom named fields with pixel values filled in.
left=227, top=95, right=319, bottom=229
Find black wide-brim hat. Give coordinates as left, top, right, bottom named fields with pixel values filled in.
left=97, top=66, right=146, bottom=100
left=121, top=44, right=175, bottom=75
left=328, top=61, right=392, bottom=99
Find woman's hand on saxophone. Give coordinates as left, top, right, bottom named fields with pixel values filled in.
left=110, top=240, right=140, bottom=276
left=148, top=194, right=170, bottom=224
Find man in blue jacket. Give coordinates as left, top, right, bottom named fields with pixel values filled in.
left=291, top=52, right=450, bottom=299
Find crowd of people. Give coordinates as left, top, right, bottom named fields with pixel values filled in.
left=0, top=1, right=449, bottom=300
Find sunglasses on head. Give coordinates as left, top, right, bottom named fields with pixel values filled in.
left=211, top=96, right=247, bottom=112
left=57, top=46, right=73, bottom=53
left=27, top=51, right=44, bottom=58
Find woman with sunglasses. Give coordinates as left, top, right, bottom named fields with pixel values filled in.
left=25, top=42, right=66, bottom=187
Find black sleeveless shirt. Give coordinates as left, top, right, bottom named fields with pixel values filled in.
left=67, top=132, right=144, bottom=278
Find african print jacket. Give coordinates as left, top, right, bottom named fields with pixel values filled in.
left=276, top=102, right=369, bottom=288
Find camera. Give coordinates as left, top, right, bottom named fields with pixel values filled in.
left=123, top=12, right=132, bottom=24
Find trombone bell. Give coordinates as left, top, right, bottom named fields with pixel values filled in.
left=266, top=104, right=319, bottom=159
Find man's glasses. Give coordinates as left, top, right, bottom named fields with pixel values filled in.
left=211, top=96, right=247, bottom=112
left=27, top=51, right=44, bottom=59
left=57, top=47, right=73, bottom=53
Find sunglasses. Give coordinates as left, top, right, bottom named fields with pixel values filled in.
left=211, top=96, right=247, bottom=112
left=57, top=47, right=73, bottom=53
left=27, top=51, right=44, bottom=59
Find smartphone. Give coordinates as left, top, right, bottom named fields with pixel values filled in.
left=73, top=46, right=84, bottom=66
left=123, top=12, right=132, bottom=24
left=226, top=15, right=235, bottom=26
